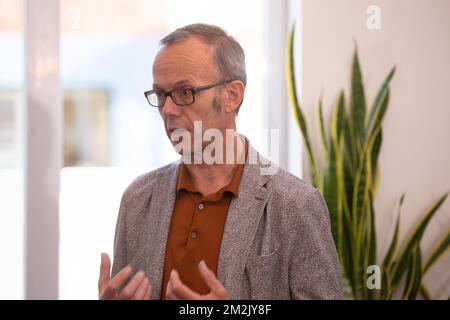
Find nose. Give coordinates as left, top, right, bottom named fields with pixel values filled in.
left=161, top=95, right=181, bottom=118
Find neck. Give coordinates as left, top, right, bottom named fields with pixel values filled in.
left=183, top=131, right=245, bottom=196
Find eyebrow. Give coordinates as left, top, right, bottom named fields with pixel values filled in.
left=153, top=79, right=195, bottom=90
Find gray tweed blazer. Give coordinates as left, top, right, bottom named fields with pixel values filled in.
left=111, top=143, right=343, bottom=299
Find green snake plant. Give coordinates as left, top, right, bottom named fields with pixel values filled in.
left=286, top=25, right=450, bottom=299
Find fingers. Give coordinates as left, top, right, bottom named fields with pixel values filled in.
left=98, top=253, right=111, bottom=294
left=198, top=261, right=229, bottom=299
left=166, top=269, right=200, bottom=300
left=99, top=265, right=132, bottom=300
left=144, top=283, right=152, bottom=300
left=132, top=277, right=147, bottom=300
left=118, top=270, right=146, bottom=300
left=133, top=277, right=151, bottom=300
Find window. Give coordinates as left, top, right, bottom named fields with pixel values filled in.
left=0, top=0, right=24, bottom=300
left=64, top=90, right=109, bottom=167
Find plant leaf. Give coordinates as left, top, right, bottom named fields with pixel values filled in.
left=363, top=193, right=377, bottom=300
left=380, top=267, right=391, bottom=299
left=286, top=24, right=318, bottom=186
left=423, top=227, right=450, bottom=274
left=382, top=194, right=404, bottom=270
left=402, top=244, right=422, bottom=300
left=366, top=67, right=395, bottom=141
left=409, top=246, right=423, bottom=300
left=352, top=135, right=374, bottom=234
left=342, top=116, right=355, bottom=216
left=420, top=284, right=432, bottom=300
left=370, top=129, right=382, bottom=194
left=365, top=89, right=390, bottom=160
left=317, top=96, right=328, bottom=152
left=324, top=136, right=339, bottom=249
left=368, top=191, right=377, bottom=267
left=341, top=190, right=356, bottom=297
left=351, top=140, right=373, bottom=299
left=350, top=48, right=366, bottom=149
left=336, top=91, right=346, bottom=140
left=391, top=193, right=448, bottom=287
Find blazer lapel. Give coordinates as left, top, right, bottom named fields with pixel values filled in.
left=217, top=146, right=273, bottom=299
left=146, top=162, right=180, bottom=299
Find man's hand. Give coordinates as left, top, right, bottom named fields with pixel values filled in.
left=98, top=252, right=152, bottom=300
left=166, top=260, right=229, bottom=300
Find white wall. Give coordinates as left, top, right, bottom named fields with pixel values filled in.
left=301, top=0, right=450, bottom=298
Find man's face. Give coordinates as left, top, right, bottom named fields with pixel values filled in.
left=152, top=37, right=228, bottom=153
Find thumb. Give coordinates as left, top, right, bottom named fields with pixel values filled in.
left=198, top=260, right=224, bottom=294
left=98, top=252, right=111, bottom=292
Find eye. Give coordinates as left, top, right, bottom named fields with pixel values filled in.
left=178, top=89, right=192, bottom=97
left=155, top=91, right=165, bottom=98
left=173, top=88, right=194, bottom=104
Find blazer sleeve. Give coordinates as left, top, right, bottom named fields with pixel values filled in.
left=111, top=189, right=130, bottom=277
left=288, top=188, right=344, bottom=299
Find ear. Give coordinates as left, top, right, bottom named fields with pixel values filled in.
left=224, top=80, right=245, bottom=114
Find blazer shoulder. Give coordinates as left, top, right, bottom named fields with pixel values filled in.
left=266, top=168, right=329, bottom=225
left=269, top=168, right=322, bottom=205
left=122, top=161, right=179, bottom=201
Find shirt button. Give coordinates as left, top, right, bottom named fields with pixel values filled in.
left=198, top=203, right=204, bottom=210
left=191, top=231, right=198, bottom=239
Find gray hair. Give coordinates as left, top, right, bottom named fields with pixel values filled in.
left=160, top=23, right=247, bottom=112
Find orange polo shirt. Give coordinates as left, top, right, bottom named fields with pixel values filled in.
left=160, top=160, right=245, bottom=299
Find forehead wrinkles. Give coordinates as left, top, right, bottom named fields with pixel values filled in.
left=154, top=53, right=201, bottom=75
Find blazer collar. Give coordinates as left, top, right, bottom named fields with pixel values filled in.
left=147, top=161, right=180, bottom=299
left=217, top=141, right=277, bottom=298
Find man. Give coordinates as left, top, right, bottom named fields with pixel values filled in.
left=98, top=23, right=343, bottom=300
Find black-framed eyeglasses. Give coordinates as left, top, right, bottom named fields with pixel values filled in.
left=144, top=80, right=231, bottom=108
